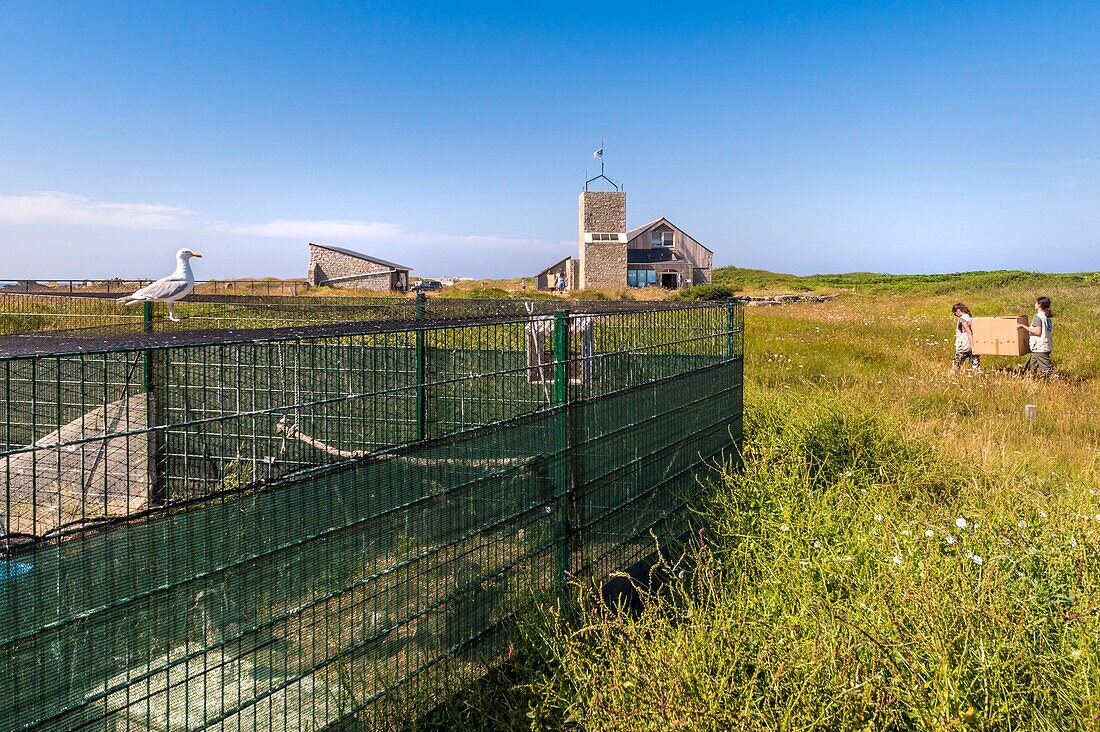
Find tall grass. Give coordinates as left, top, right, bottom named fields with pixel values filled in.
left=467, top=394, right=1100, bottom=730
left=424, top=281, right=1100, bottom=730
left=712, top=266, right=1100, bottom=297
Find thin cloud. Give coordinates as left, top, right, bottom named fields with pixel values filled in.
left=0, top=190, right=562, bottom=256
left=1004, top=157, right=1100, bottom=171
left=212, top=217, right=558, bottom=252
left=0, top=191, right=194, bottom=229
left=210, top=218, right=404, bottom=240
left=415, top=232, right=559, bottom=252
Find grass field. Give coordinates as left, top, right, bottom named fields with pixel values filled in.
left=423, top=272, right=1100, bottom=730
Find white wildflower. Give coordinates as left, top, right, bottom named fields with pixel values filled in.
left=945, top=535, right=956, bottom=545
left=844, top=471, right=853, bottom=478
left=799, top=561, right=809, bottom=567
left=955, top=517, right=968, bottom=530
left=813, top=541, right=821, bottom=549
left=900, top=529, right=911, bottom=536
left=874, top=514, right=884, bottom=522
left=780, top=524, right=790, bottom=532
left=971, top=554, right=983, bottom=565
left=1039, top=509, right=1047, bottom=519
left=1017, top=520, right=1027, bottom=528
left=892, top=555, right=902, bottom=565
left=836, top=556, right=853, bottom=562
left=925, top=529, right=935, bottom=538
left=1070, top=537, right=1078, bottom=548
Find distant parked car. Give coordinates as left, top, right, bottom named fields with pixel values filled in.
left=411, top=279, right=443, bottom=292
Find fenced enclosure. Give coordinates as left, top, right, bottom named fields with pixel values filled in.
left=1, top=278, right=310, bottom=297
left=0, top=290, right=698, bottom=355
left=1, top=300, right=744, bottom=730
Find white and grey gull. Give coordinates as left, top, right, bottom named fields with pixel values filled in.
left=117, top=247, right=203, bottom=321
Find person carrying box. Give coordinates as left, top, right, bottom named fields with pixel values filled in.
left=951, top=302, right=980, bottom=373
left=1017, top=296, right=1055, bottom=377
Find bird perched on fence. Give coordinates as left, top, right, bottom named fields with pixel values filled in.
left=117, top=248, right=203, bottom=321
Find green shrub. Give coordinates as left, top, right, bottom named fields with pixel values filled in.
left=457, top=287, right=512, bottom=299
left=568, top=290, right=610, bottom=301
left=668, top=283, right=740, bottom=301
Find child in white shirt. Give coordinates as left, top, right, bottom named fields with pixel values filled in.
left=1018, top=296, right=1055, bottom=377
left=951, top=302, right=979, bottom=373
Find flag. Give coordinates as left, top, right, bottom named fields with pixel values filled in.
left=593, top=147, right=603, bottom=159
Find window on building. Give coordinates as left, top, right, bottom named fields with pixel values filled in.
left=628, top=269, right=657, bottom=287
left=651, top=230, right=674, bottom=247
left=588, top=232, right=622, bottom=242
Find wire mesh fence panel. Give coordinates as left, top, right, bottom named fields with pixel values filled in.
left=1, top=301, right=744, bottom=731
left=0, top=292, right=420, bottom=343
left=0, top=291, right=716, bottom=350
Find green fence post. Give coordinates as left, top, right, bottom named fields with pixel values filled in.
left=415, top=292, right=427, bottom=441
left=143, top=301, right=154, bottom=334
left=726, top=299, right=737, bottom=360
left=552, top=310, right=573, bottom=592
left=144, top=348, right=167, bottom=505
left=552, top=311, right=568, bottom=404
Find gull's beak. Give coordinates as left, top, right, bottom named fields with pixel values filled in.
left=192, top=252, right=203, bottom=258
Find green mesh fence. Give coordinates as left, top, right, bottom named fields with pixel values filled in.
left=0, top=290, right=712, bottom=348
left=1, top=302, right=743, bottom=731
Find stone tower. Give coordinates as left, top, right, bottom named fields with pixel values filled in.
left=577, top=190, right=627, bottom=290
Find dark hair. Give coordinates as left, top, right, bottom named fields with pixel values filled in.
left=1036, top=296, right=1052, bottom=318
left=951, top=302, right=971, bottom=316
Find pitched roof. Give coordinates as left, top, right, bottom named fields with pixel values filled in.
left=536, top=256, right=572, bottom=277
left=625, top=218, right=713, bottom=253
left=309, top=242, right=412, bottom=271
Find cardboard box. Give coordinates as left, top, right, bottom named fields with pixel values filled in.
left=970, top=316, right=1030, bottom=356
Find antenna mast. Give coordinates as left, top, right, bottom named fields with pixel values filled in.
left=585, top=130, right=621, bottom=191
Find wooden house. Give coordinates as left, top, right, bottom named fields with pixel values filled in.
left=624, top=218, right=713, bottom=289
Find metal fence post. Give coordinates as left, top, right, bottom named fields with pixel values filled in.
left=552, top=311, right=568, bottom=405
left=726, top=299, right=737, bottom=360
left=552, top=310, right=573, bottom=591
left=415, top=292, right=427, bottom=441
left=144, top=348, right=167, bottom=505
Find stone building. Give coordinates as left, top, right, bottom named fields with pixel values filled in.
left=306, top=243, right=412, bottom=291
left=536, top=189, right=712, bottom=291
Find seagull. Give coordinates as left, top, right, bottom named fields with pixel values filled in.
left=117, top=248, right=203, bottom=321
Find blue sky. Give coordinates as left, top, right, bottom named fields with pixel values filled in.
left=1, top=1, right=1097, bottom=279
